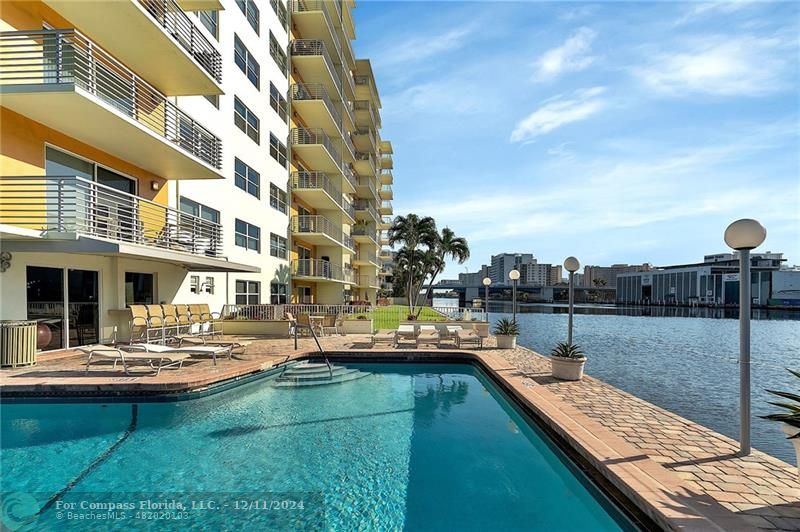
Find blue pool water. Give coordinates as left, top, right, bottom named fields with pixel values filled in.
left=1, top=363, right=636, bottom=531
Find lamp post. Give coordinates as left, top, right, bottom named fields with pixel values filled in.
left=724, top=218, right=767, bottom=456
left=509, top=269, right=520, bottom=321
left=563, top=256, right=580, bottom=345
left=482, top=277, right=491, bottom=319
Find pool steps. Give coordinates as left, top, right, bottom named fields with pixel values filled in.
left=273, top=362, right=371, bottom=387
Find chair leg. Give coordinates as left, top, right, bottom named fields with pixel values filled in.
left=85, top=353, right=93, bottom=374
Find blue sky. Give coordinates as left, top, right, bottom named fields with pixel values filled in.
left=354, top=1, right=800, bottom=278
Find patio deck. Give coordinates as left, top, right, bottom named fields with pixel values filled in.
left=1, top=334, right=797, bottom=531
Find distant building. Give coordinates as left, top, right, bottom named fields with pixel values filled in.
left=459, top=265, right=489, bottom=287
left=549, top=265, right=563, bottom=285
left=583, top=264, right=652, bottom=288
left=521, top=262, right=554, bottom=287
left=617, top=252, right=786, bottom=306
left=489, top=253, right=533, bottom=284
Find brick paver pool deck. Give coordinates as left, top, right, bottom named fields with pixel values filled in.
left=2, top=334, right=797, bottom=531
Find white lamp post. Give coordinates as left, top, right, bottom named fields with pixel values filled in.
left=563, top=256, right=580, bottom=345
left=482, top=277, right=491, bottom=318
left=508, top=269, right=520, bottom=321
left=724, top=218, right=766, bottom=456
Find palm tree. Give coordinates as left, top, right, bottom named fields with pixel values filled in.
left=418, top=227, right=470, bottom=315
left=388, top=214, right=437, bottom=312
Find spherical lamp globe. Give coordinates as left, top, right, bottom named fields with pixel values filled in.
left=482, top=277, right=492, bottom=286
left=563, top=256, right=580, bottom=273
left=508, top=269, right=520, bottom=281
left=724, top=219, right=766, bottom=251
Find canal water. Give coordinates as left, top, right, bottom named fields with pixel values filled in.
left=445, top=299, right=799, bottom=464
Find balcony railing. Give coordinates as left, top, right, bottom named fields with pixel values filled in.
left=343, top=165, right=357, bottom=190
left=354, top=152, right=376, bottom=175
left=290, top=39, right=342, bottom=97
left=381, top=215, right=393, bottom=226
left=352, top=224, right=378, bottom=242
left=0, top=29, right=222, bottom=169
left=357, top=275, right=378, bottom=288
left=0, top=176, right=222, bottom=257
left=353, top=127, right=376, bottom=150
left=290, top=128, right=342, bottom=167
left=293, top=259, right=354, bottom=283
left=353, top=199, right=378, bottom=221
left=292, top=214, right=354, bottom=250
left=289, top=0, right=343, bottom=65
left=353, top=99, right=377, bottom=127
left=138, top=0, right=221, bottom=82
left=381, top=200, right=393, bottom=212
left=357, top=176, right=378, bottom=200
left=290, top=83, right=341, bottom=128
left=290, top=171, right=353, bottom=217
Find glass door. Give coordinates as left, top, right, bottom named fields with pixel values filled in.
left=68, top=269, right=99, bottom=347
left=26, top=266, right=65, bottom=351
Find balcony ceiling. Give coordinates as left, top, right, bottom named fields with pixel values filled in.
left=0, top=88, right=223, bottom=180
left=291, top=99, right=340, bottom=137
left=175, top=0, right=223, bottom=9
left=292, top=144, right=341, bottom=175
left=43, top=0, right=222, bottom=96
left=292, top=56, right=340, bottom=104
left=291, top=188, right=341, bottom=212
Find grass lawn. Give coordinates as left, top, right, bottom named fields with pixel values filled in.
left=350, top=305, right=449, bottom=330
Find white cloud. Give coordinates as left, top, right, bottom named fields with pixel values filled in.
left=634, top=35, right=791, bottom=96
left=532, top=27, right=597, bottom=82
left=382, top=80, right=483, bottom=116
left=382, top=25, right=475, bottom=68
left=510, top=87, right=606, bottom=143
left=676, top=0, right=759, bottom=25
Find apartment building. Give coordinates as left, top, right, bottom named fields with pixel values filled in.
left=287, top=3, right=392, bottom=304
left=0, top=0, right=392, bottom=350
left=582, top=263, right=652, bottom=288
left=489, top=253, right=533, bottom=285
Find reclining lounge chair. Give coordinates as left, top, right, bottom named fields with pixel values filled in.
left=78, top=345, right=191, bottom=376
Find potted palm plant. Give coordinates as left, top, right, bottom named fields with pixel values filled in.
left=550, top=342, right=587, bottom=381
left=762, top=369, right=800, bottom=476
left=492, top=318, right=519, bottom=349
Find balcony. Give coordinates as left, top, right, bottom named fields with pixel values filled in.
left=380, top=201, right=393, bottom=215
left=291, top=215, right=354, bottom=252
left=290, top=40, right=342, bottom=103
left=290, top=128, right=341, bottom=175
left=380, top=169, right=393, bottom=185
left=0, top=176, right=256, bottom=272
left=380, top=184, right=393, bottom=200
left=0, top=30, right=223, bottom=180
left=289, top=0, right=344, bottom=69
left=353, top=100, right=379, bottom=129
left=42, top=0, right=222, bottom=95
left=290, top=172, right=354, bottom=221
left=354, top=74, right=380, bottom=106
left=351, top=224, right=378, bottom=245
left=352, top=127, right=376, bottom=153
left=379, top=215, right=392, bottom=229
left=356, top=274, right=380, bottom=289
left=292, top=259, right=354, bottom=284
left=379, top=249, right=393, bottom=261
left=380, top=230, right=390, bottom=245
left=355, top=176, right=379, bottom=203
left=380, top=154, right=394, bottom=169
left=342, top=165, right=357, bottom=194
left=290, top=83, right=342, bottom=138
left=353, top=199, right=378, bottom=222
left=381, top=139, right=393, bottom=154
left=175, top=0, right=223, bottom=9
left=354, top=152, right=376, bottom=178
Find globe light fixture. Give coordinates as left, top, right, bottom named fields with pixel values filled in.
left=725, top=219, right=766, bottom=456
left=508, top=269, right=520, bottom=321
left=563, top=257, right=580, bottom=344
left=482, top=277, right=492, bottom=316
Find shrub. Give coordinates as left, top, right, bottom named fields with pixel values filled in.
left=492, top=318, right=519, bottom=336
left=762, top=369, right=800, bottom=438
left=550, top=342, right=585, bottom=359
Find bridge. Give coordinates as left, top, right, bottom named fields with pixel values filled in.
left=424, top=283, right=616, bottom=306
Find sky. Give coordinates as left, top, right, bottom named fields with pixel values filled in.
left=353, top=0, right=800, bottom=278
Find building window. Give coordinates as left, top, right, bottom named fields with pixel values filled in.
left=269, top=31, right=287, bottom=75
left=125, top=272, right=154, bottom=305
left=234, top=158, right=260, bottom=198
left=271, top=282, right=288, bottom=304
left=190, top=275, right=201, bottom=293
left=234, top=97, right=259, bottom=144
left=204, top=276, right=215, bottom=295
left=235, top=219, right=260, bottom=252
left=269, top=82, right=287, bottom=122
left=179, top=196, right=220, bottom=223
left=269, top=183, right=287, bottom=213
left=270, top=0, right=288, bottom=28
left=270, top=233, right=287, bottom=258
left=204, top=94, right=219, bottom=108
left=196, top=10, right=218, bottom=39
left=235, top=280, right=260, bottom=305
left=269, top=133, right=287, bottom=167
left=235, top=0, right=259, bottom=35
left=234, top=35, right=260, bottom=89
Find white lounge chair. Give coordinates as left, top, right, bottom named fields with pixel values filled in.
left=78, top=345, right=191, bottom=376
left=126, top=343, right=232, bottom=366
left=397, top=324, right=417, bottom=345
left=416, top=325, right=440, bottom=348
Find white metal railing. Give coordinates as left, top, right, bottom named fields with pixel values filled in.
left=221, top=303, right=370, bottom=320
left=291, top=259, right=354, bottom=283
left=353, top=199, right=379, bottom=221
left=288, top=0, right=343, bottom=66
left=290, top=39, right=342, bottom=97
left=291, top=214, right=354, bottom=250
left=353, top=100, right=377, bottom=128
left=290, top=171, right=353, bottom=218
left=290, top=83, right=341, bottom=129
left=290, top=127, right=341, bottom=167
left=380, top=200, right=393, bottom=212
left=0, top=176, right=223, bottom=256
left=352, top=224, right=378, bottom=243
left=342, top=165, right=357, bottom=190
left=0, top=29, right=222, bottom=169
left=354, top=153, right=376, bottom=177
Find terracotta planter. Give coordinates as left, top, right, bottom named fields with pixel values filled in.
left=551, top=356, right=586, bottom=381
left=495, top=335, right=517, bottom=349
left=782, top=423, right=800, bottom=478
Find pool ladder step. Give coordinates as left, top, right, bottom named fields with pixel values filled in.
left=273, top=362, right=371, bottom=387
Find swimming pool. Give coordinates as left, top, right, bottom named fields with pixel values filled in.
left=1, top=363, right=639, bottom=531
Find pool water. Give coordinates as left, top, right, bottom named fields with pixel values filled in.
left=1, top=363, right=636, bottom=531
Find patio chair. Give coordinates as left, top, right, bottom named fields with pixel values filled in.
left=456, top=327, right=483, bottom=349
left=174, top=326, right=250, bottom=355
left=396, top=324, right=417, bottom=345
left=175, top=304, right=192, bottom=328
left=322, top=314, right=338, bottom=336
left=442, top=325, right=463, bottom=346
left=78, top=344, right=190, bottom=376
left=127, top=342, right=232, bottom=366
left=128, top=305, right=149, bottom=342
left=161, top=304, right=182, bottom=335
left=285, top=312, right=297, bottom=338
left=416, top=325, right=440, bottom=348
left=372, top=329, right=397, bottom=348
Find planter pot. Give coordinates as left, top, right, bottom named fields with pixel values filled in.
left=495, top=335, right=517, bottom=349
left=782, top=423, right=800, bottom=478
left=551, top=356, right=587, bottom=381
